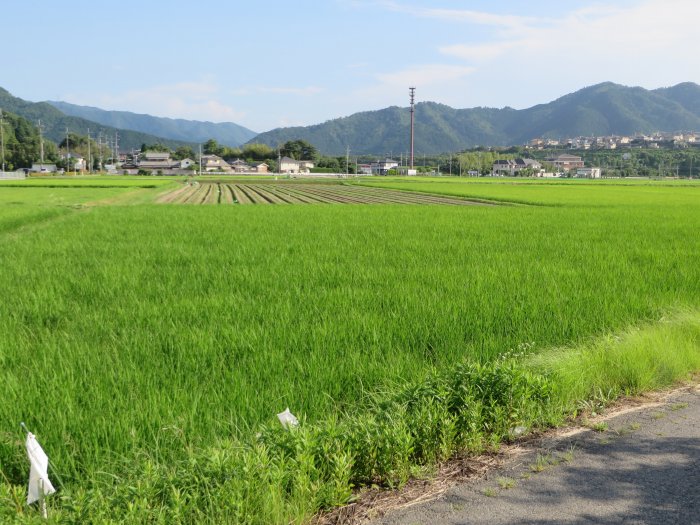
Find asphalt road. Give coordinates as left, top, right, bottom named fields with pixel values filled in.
left=372, top=384, right=700, bottom=525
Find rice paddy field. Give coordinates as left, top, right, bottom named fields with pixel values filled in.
left=1, top=175, right=699, bottom=523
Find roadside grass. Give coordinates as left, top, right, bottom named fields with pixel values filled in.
left=529, top=310, right=700, bottom=412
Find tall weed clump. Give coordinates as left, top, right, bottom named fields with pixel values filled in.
left=1, top=358, right=557, bottom=524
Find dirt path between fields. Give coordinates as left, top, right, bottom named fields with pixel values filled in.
left=328, top=383, right=700, bottom=525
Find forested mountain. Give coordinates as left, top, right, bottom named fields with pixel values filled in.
left=0, top=110, right=52, bottom=170
left=0, top=88, right=194, bottom=151
left=48, top=101, right=257, bottom=147
left=250, top=82, right=700, bottom=155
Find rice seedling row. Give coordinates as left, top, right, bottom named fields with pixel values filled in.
left=157, top=182, right=487, bottom=205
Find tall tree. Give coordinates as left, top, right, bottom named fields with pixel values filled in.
left=280, top=139, right=319, bottom=161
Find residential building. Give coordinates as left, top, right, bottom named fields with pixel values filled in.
left=201, top=154, right=233, bottom=173
left=251, top=162, right=268, bottom=173
left=31, top=163, right=58, bottom=173
left=547, top=154, right=584, bottom=171
left=137, top=152, right=173, bottom=171
left=492, top=158, right=542, bottom=176
left=229, top=159, right=252, bottom=173
left=370, top=159, right=398, bottom=175
left=576, top=167, right=602, bottom=179
left=279, top=156, right=315, bottom=174
left=357, top=164, right=373, bottom=175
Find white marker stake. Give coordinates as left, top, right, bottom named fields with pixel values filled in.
left=23, top=424, right=55, bottom=518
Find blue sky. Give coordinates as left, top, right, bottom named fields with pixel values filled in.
left=3, top=0, right=697, bottom=132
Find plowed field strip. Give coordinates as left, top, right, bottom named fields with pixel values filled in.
left=251, top=184, right=303, bottom=204
left=240, top=185, right=274, bottom=204
left=287, top=186, right=369, bottom=204
left=238, top=185, right=269, bottom=204
left=302, top=185, right=413, bottom=204
left=230, top=185, right=252, bottom=204
left=156, top=184, right=192, bottom=204
left=340, top=186, right=473, bottom=205
left=268, top=185, right=337, bottom=203
left=175, top=186, right=200, bottom=204
left=328, top=186, right=425, bottom=204
left=221, top=184, right=234, bottom=204
left=185, top=184, right=210, bottom=204
left=246, top=185, right=286, bottom=204
left=158, top=182, right=489, bottom=206
left=203, top=184, right=219, bottom=204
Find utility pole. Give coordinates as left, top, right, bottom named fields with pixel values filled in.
left=66, top=127, right=70, bottom=173
left=87, top=128, right=92, bottom=173
left=346, top=145, right=350, bottom=178
left=98, top=131, right=103, bottom=171
left=114, top=131, right=119, bottom=166
left=38, top=120, right=45, bottom=163
left=199, top=144, right=203, bottom=175
left=0, top=109, right=5, bottom=173
left=409, top=87, right=415, bottom=169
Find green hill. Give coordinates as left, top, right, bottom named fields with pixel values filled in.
left=0, top=88, right=195, bottom=151
left=251, top=82, right=700, bottom=155
left=48, top=101, right=257, bottom=147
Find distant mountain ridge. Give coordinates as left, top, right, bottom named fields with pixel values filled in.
left=0, top=88, right=194, bottom=151
left=48, top=101, right=257, bottom=147
left=250, top=82, right=700, bottom=155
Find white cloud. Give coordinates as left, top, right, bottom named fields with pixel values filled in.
left=67, top=80, right=247, bottom=123
left=258, top=86, right=324, bottom=95
left=375, top=0, right=539, bottom=28
left=376, top=64, right=475, bottom=88
left=351, top=64, right=474, bottom=112
left=440, top=41, right=518, bottom=62
left=427, top=0, right=700, bottom=108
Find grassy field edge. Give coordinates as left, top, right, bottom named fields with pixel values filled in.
left=3, top=310, right=699, bottom=524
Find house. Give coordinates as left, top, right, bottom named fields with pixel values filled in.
left=491, top=158, right=542, bottom=176
left=370, top=159, right=398, bottom=175
left=201, top=154, right=233, bottom=172
left=357, top=164, right=373, bottom=175
left=576, top=167, right=602, bottom=179
left=279, top=156, right=314, bottom=174
left=137, top=151, right=174, bottom=171
left=61, top=153, right=86, bottom=171
left=546, top=154, right=584, bottom=171
left=229, top=159, right=253, bottom=173
left=31, top=163, right=58, bottom=173
left=251, top=162, right=268, bottom=173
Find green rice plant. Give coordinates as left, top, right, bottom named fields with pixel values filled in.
left=1, top=178, right=700, bottom=522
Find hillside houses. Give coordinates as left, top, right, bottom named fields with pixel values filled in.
left=527, top=131, right=700, bottom=151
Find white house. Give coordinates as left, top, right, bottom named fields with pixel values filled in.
left=576, top=167, right=602, bottom=179
left=370, top=159, right=399, bottom=175
left=201, top=155, right=233, bottom=172
left=492, top=158, right=542, bottom=176
left=279, top=156, right=314, bottom=174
